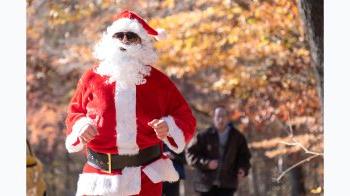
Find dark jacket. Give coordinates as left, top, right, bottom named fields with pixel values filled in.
left=186, top=122, right=251, bottom=192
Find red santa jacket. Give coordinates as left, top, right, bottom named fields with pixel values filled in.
left=65, top=65, right=196, bottom=195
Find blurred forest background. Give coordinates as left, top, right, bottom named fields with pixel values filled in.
left=27, top=0, right=323, bottom=195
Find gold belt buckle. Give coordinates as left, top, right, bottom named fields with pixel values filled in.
left=101, top=153, right=112, bottom=174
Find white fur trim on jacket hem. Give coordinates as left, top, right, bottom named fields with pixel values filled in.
left=162, top=116, right=186, bottom=154
left=65, top=117, right=93, bottom=153
left=76, top=167, right=141, bottom=196
left=142, top=157, right=179, bottom=183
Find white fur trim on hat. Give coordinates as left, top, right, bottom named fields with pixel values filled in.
left=106, top=18, right=151, bottom=41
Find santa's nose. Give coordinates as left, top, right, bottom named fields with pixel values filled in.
left=121, top=35, right=130, bottom=44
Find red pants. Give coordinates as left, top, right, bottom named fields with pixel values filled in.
left=133, top=171, right=162, bottom=196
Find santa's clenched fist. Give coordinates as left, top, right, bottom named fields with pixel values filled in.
left=79, top=124, right=99, bottom=144
left=148, top=119, right=169, bottom=140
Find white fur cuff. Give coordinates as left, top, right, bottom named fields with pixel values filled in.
left=65, top=117, right=93, bottom=153
left=162, top=116, right=186, bottom=154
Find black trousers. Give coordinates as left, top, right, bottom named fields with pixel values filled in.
left=162, top=181, right=180, bottom=196
left=199, top=185, right=236, bottom=196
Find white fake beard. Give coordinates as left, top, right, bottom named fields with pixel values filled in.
left=93, top=33, right=158, bottom=89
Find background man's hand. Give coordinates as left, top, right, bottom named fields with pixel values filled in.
left=148, top=119, right=169, bottom=140
left=208, top=160, right=219, bottom=170
left=237, top=168, right=246, bottom=179
left=79, top=124, right=98, bottom=144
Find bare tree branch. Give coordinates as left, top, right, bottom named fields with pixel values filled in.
left=279, top=141, right=323, bottom=156
left=274, top=113, right=323, bottom=182
left=274, top=154, right=320, bottom=183
left=281, top=114, right=323, bottom=156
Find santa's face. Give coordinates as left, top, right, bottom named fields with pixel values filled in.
left=93, top=30, right=158, bottom=88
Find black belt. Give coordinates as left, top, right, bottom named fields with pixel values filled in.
left=87, top=144, right=161, bottom=173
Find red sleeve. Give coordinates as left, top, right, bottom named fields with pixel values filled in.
left=66, top=74, right=88, bottom=135
left=162, top=75, right=196, bottom=153
left=65, top=70, right=93, bottom=153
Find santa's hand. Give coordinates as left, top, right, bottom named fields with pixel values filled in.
left=148, top=119, right=169, bottom=140
left=79, top=124, right=98, bottom=144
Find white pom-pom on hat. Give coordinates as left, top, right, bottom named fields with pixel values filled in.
left=155, top=28, right=167, bottom=41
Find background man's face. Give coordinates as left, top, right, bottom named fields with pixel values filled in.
left=213, top=107, right=229, bottom=131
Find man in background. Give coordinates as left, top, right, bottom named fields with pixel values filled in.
left=186, top=106, right=251, bottom=196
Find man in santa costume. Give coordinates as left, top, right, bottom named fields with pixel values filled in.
left=65, top=10, right=196, bottom=196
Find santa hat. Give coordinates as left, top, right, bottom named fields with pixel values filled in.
left=106, top=10, right=166, bottom=41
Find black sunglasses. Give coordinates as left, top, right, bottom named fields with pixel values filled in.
left=113, top=32, right=140, bottom=40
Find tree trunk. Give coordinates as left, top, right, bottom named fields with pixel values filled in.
left=297, top=0, right=324, bottom=102
left=249, top=161, right=261, bottom=196
left=289, top=166, right=306, bottom=196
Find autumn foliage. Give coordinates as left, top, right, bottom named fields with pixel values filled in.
left=27, top=0, right=323, bottom=195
